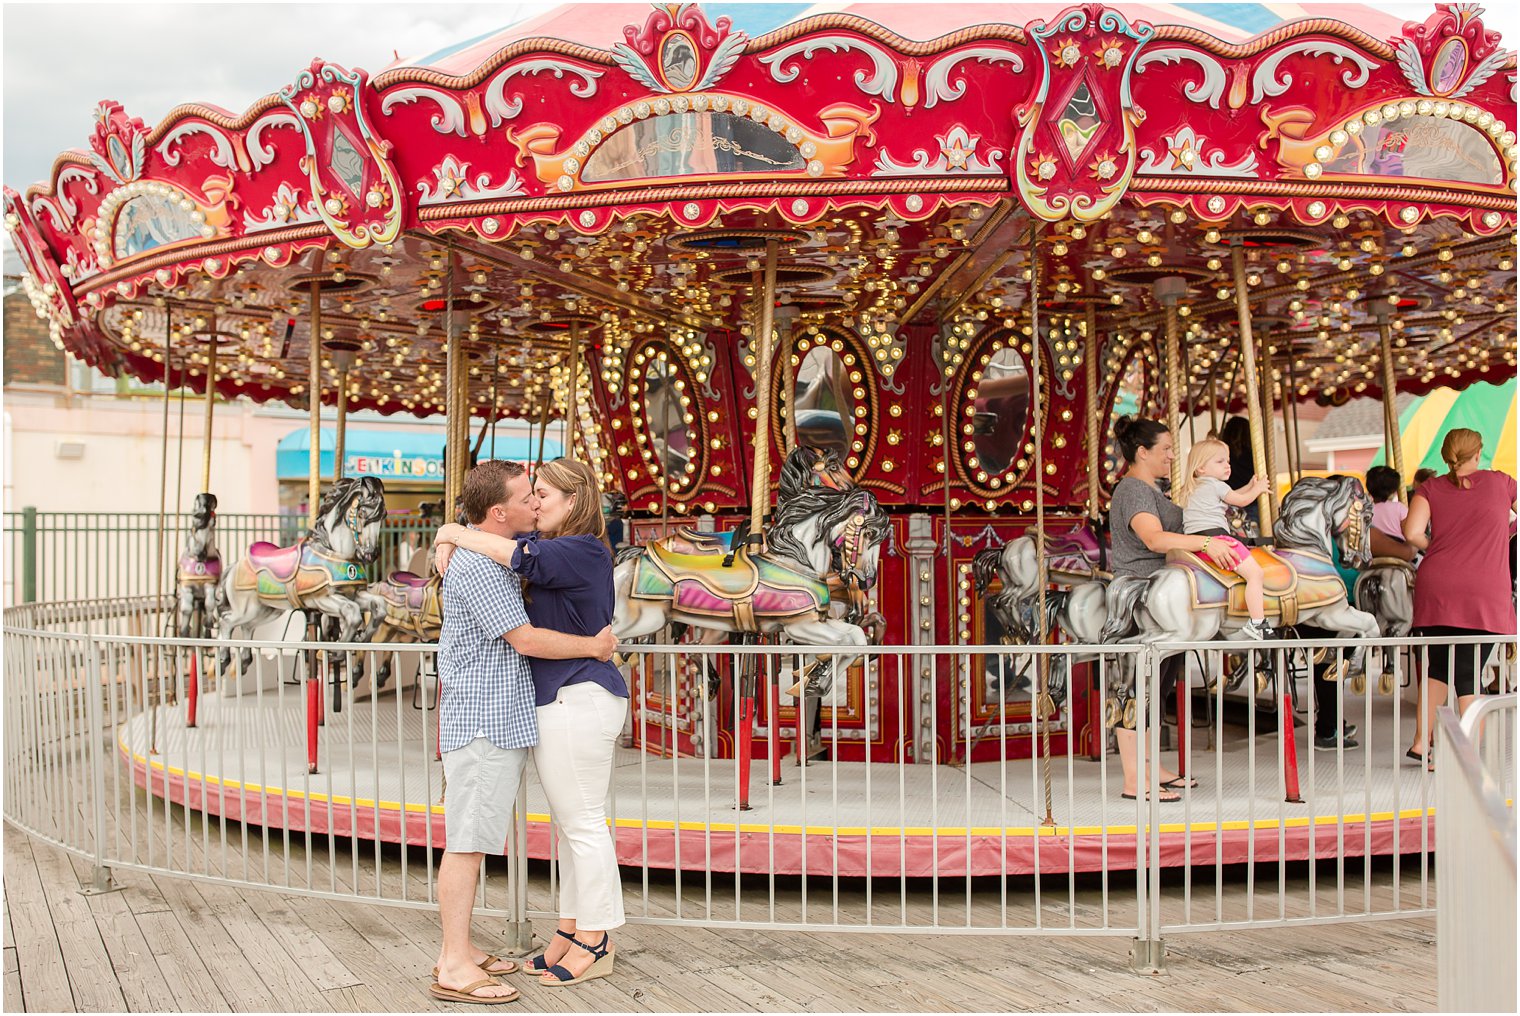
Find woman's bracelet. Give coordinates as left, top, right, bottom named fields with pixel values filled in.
left=1201, top=536, right=1213, bottom=555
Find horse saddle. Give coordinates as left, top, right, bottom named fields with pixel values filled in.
left=1173, top=546, right=1344, bottom=626
left=632, top=539, right=828, bottom=630
left=662, top=527, right=737, bottom=556
left=1041, top=528, right=1105, bottom=580
left=382, top=570, right=438, bottom=612
left=237, top=539, right=367, bottom=606
left=178, top=552, right=222, bottom=584
left=1367, top=556, right=1417, bottom=578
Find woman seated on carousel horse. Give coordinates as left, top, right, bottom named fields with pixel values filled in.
left=1174, top=438, right=1273, bottom=640
left=1107, top=416, right=1243, bottom=802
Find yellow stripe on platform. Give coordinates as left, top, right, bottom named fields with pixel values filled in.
left=121, top=732, right=1439, bottom=840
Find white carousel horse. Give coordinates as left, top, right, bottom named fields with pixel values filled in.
left=175, top=492, right=221, bottom=639
left=215, top=476, right=388, bottom=675
left=1103, top=476, right=1381, bottom=675
left=612, top=454, right=889, bottom=699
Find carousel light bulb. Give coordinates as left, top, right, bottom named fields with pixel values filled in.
left=1438, top=248, right=1454, bottom=261
left=1136, top=229, right=1154, bottom=244
left=1204, top=229, right=1221, bottom=244
left=1337, top=257, right=1353, bottom=270
left=1071, top=225, right=1087, bottom=239
left=1111, top=244, right=1127, bottom=258
left=1332, top=214, right=1350, bottom=229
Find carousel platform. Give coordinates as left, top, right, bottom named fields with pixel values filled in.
left=117, top=687, right=1450, bottom=878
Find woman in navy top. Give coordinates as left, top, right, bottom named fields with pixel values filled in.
left=435, top=457, right=627, bottom=988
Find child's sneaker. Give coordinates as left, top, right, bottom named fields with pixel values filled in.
left=1240, top=618, right=1274, bottom=640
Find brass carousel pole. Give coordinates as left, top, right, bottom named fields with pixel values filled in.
left=1283, top=347, right=1302, bottom=484
left=308, top=281, right=322, bottom=530
left=748, top=240, right=779, bottom=541
left=444, top=243, right=465, bottom=511
left=1084, top=304, right=1101, bottom=521
left=489, top=341, right=500, bottom=461
left=1206, top=355, right=1221, bottom=437
left=1375, top=299, right=1407, bottom=500
left=567, top=319, right=581, bottom=458
left=781, top=314, right=799, bottom=453
left=201, top=321, right=217, bottom=493
left=1029, top=227, right=1054, bottom=828
left=1229, top=242, right=1273, bottom=535
left=1259, top=325, right=1279, bottom=516
left=1155, top=277, right=1186, bottom=489
left=154, top=304, right=174, bottom=643
left=1181, top=323, right=1198, bottom=446
left=333, top=355, right=349, bottom=481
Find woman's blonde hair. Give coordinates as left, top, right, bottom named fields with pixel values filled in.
left=1172, top=438, right=1228, bottom=509
left=534, top=457, right=607, bottom=540
left=1440, top=427, right=1483, bottom=487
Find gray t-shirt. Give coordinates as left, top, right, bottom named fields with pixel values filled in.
left=1110, top=475, right=1183, bottom=578
left=1182, top=476, right=1232, bottom=535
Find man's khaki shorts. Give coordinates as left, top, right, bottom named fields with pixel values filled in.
left=442, top=737, right=528, bottom=854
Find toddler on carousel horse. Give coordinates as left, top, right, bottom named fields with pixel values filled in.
left=1174, top=439, right=1273, bottom=640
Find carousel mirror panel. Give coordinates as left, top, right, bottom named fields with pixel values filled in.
left=970, top=347, right=1031, bottom=474
left=630, top=342, right=706, bottom=496
left=773, top=329, right=878, bottom=481
left=792, top=345, right=854, bottom=457
left=953, top=332, right=1039, bottom=496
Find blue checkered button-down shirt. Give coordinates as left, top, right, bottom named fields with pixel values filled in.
left=437, top=546, right=537, bottom=752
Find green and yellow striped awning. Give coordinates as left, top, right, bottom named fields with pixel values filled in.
left=1371, top=380, right=1516, bottom=481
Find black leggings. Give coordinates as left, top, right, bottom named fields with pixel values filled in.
left=1415, top=626, right=1498, bottom=698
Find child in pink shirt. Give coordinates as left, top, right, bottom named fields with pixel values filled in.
left=1365, top=465, right=1408, bottom=538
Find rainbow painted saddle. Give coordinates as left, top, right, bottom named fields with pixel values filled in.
left=632, top=538, right=828, bottom=632
left=1172, top=546, right=1344, bottom=626
left=234, top=539, right=369, bottom=607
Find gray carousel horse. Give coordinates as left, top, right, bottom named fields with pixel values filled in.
left=215, top=476, right=387, bottom=675
left=1354, top=557, right=1415, bottom=637
left=175, top=492, right=222, bottom=639
left=612, top=447, right=889, bottom=698
left=1101, top=476, right=1381, bottom=684
left=975, top=573, right=1108, bottom=710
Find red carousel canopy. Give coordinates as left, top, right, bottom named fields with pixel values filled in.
left=4, top=1, right=1515, bottom=426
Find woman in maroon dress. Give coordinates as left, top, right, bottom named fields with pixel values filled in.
left=1402, top=428, right=1517, bottom=763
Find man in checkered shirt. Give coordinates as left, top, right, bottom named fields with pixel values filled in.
left=432, top=459, right=615, bottom=1003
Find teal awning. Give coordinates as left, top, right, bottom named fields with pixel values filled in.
left=276, top=428, right=560, bottom=482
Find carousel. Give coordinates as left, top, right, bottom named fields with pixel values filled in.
left=6, top=1, right=1516, bottom=876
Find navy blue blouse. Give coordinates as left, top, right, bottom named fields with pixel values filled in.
left=509, top=532, right=628, bottom=707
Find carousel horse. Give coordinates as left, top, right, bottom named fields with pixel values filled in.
left=175, top=492, right=222, bottom=639
left=1103, top=476, right=1380, bottom=680
left=612, top=453, right=889, bottom=698
left=215, top=476, right=388, bottom=675
left=972, top=518, right=1110, bottom=606
left=1354, top=557, right=1415, bottom=638
left=976, top=577, right=1108, bottom=709
left=359, top=566, right=443, bottom=690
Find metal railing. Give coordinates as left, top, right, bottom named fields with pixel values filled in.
left=1436, top=694, right=1517, bottom=1013
left=5, top=598, right=1514, bottom=966
left=3, top=510, right=440, bottom=608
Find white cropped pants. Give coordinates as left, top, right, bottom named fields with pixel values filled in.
left=533, top=681, right=627, bottom=930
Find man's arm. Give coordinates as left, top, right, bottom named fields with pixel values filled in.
left=504, top=623, right=616, bottom=662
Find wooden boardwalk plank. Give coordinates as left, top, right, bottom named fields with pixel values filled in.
left=5, top=825, right=1447, bottom=1014
left=147, top=875, right=286, bottom=1014
left=76, top=868, right=178, bottom=1013
left=188, top=879, right=336, bottom=1013
left=28, top=847, right=127, bottom=1013
left=3, top=835, right=75, bottom=1013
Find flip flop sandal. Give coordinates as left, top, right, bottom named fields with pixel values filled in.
left=521, top=931, right=577, bottom=975
left=428, top=978, right=519, bottom=1005
left=432, top=955, right=518, bottom=979
left=540, top=933, right=615, bottom=988
left=1122, top=791, right=1181, bottom=803
left=1160, top=777, right=1199, bottom=790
